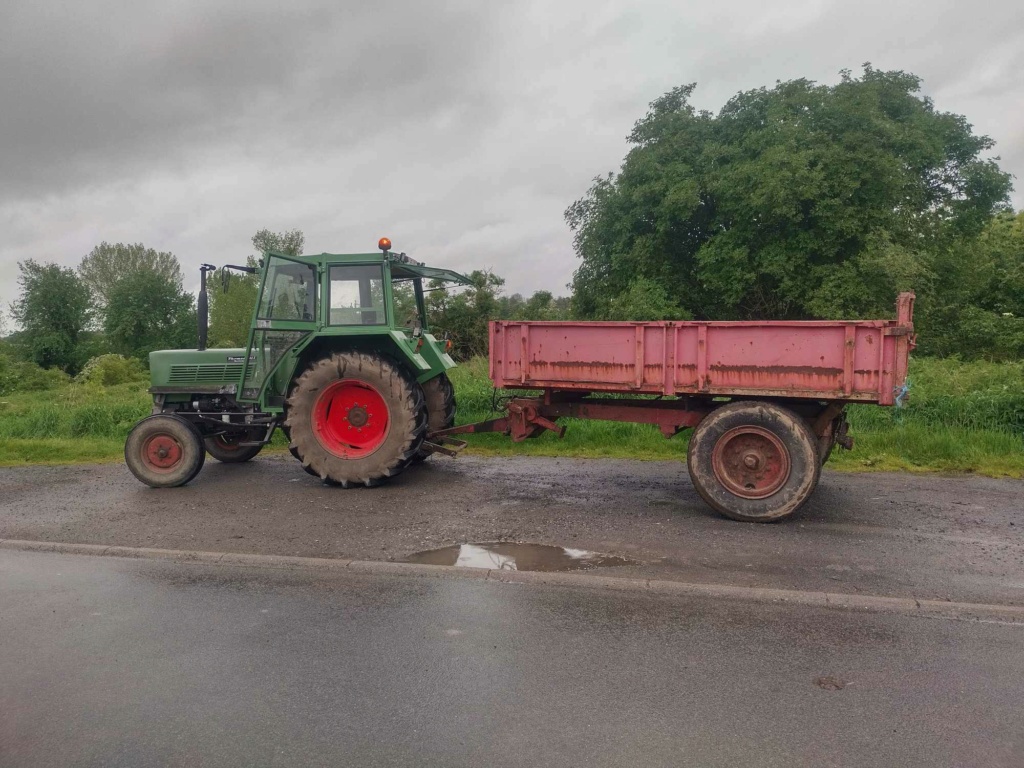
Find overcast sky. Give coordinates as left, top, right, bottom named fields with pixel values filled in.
left=2, top=0, right=1021, bottom=317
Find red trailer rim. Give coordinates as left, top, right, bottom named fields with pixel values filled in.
left=312, top=379, right=390, bottom=459
left=711, top=426, right=791, bottom=499
left=142, top=433, right=184, bottom=473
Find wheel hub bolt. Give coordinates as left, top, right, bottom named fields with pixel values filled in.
left=743, top=453, right=760, bottom=470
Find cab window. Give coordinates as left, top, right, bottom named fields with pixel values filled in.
left=329, top=265, right=386, bottom=326
left=257, top=257, right=316, bottom=321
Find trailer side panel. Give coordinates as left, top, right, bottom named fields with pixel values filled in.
left=490, top=294, right=914, bottom=406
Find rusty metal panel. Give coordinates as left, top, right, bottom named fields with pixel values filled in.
left=488, top=294, right=915, bottom=406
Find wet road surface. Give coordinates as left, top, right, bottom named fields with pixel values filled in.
left=1, top=455, right=1022, bottom=605
left=3, top=548, right=1023, bottom=768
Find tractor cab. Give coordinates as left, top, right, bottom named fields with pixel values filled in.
left=238, top=239, right=471, bottom=406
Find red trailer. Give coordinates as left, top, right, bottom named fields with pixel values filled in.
left=433, top=293, right=915, bottom=522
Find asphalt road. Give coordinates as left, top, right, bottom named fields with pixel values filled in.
left=1, top=455, right=1022, bottom=604
left=3, top=548, right=1023, bottom=768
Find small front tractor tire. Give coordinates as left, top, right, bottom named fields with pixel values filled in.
left=284, top=352, right=427, bottom=487
left=687, top=401, right=820, bottom=523
left=414, top=372, right=456, bottom=462
left=204, top=434, right=264, bottom=463
left=125, top=414, right=206, bottom=488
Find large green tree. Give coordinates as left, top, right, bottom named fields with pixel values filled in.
left=79, top=242, right=183, bottom=308
left=208, top=229, right=305, bottom=347
left=10, top=260, right=92, bottom=372
left=103, top=271, right=196, bottom=360
left=567, top=65, right=1013, bottom=324
left=104, top=270, right=196, bottom=360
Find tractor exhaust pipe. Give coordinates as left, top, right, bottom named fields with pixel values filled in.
left=197, top=264, right=215, bottom=351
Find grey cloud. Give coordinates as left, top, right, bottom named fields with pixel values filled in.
left=0, top=0, right=500, bottom=200
left=1, top=0, right=1022, bottom=316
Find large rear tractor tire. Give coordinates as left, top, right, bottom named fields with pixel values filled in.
left=284, top=352, right=427, bottom=487
left=280, top=425, right=320, bottom=477
left=125, top=414, right=206, bottom=488
left=204, top=434, right=264, bottom=463
left=413, top=373, right=456, bottom=462
left=687, top=401, right=820, bottom=523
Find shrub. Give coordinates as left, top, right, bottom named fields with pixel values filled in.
left=75, top=354, right=149, bottom=387
left=0, top=352, right=71, bottom=395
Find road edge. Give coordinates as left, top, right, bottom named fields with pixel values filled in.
left=3, top=537, right=1022, bottom=624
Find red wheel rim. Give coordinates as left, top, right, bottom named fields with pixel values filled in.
left=212, top=434, right=243, bottom=451
left=312, top=379, right=390, bottom=459
left=142, top=433, right=184, bottom=473
left=711, top=426, right=791, bottom=499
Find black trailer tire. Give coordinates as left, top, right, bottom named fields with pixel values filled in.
left=284, top=352, right=427, bottom=487
left=125, top=414, right=206, bottom=488
left=204, top=434, right=264, bottom=463
left=413, top=372, right=456, bottom=462
left=687, top=401, right=820, bottom=523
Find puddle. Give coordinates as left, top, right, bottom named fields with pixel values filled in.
left=403, top=542, right=636, bottom=572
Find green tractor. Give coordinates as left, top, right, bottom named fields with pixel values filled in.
left=124, top=238, right=471, bottom=488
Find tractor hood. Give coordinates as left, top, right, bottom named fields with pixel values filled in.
left=390, top=263, right=473, bottom=285
left=150, top=348, right=250, bottom=391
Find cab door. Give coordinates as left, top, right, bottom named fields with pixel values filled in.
left=239, top=253, right=319, bottom=404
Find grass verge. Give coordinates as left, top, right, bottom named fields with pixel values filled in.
left=0, top=357, right=1021, bottom=476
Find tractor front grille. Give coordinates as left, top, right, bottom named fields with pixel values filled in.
left=168, top=364, right=244, bottom=384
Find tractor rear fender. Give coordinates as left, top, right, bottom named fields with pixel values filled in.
left=285, top=332, right=451, bottom=395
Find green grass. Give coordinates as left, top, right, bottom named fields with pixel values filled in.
left=0, top=384, right=149, bottom=466
left=0, top=357, right=1021, bottom=476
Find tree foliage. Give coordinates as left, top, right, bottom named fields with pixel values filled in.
left=79, top=242, right=183, bottom=308
left=424, top=272, right=571, bottom=360
left=567, top=66, right=1014, bottom=326
left=103, top=271, right=196, bottom=360
left=426, top=270, right=505, bottom=359
left=10, top=260, right=92, bottom=372
left=208, top=229, right=305, bottom=347
left=498, top=291, right=571, bottom=321
left=252, top=228, right=304, bottom=257
left=920, top=211, right=1024, bottom=359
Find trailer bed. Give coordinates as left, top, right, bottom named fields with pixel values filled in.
left=489, top=294, right=914, bottom=406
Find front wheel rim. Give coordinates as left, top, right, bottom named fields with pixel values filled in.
left=312, top=379, right=390, bottom=459
left=142, top=433, right=184, bottom=473
left=711, top=426, right=791, bottom=499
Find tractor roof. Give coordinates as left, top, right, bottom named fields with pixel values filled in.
left=390, top=263, right=474, bottom=285
left=266, top=249, right=473, bottom=285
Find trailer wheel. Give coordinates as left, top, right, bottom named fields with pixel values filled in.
left=204, top=434, right=263, bottom=463
left=414, top=372, right=456, bottom=462
left=687, top=401, right=820, bottom=523
left=285, top=352, right=427, bottom=487
left=125, top=414, right=206, bottom=488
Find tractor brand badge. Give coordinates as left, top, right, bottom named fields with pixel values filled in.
left=226, top=355, right=255, bottom=363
